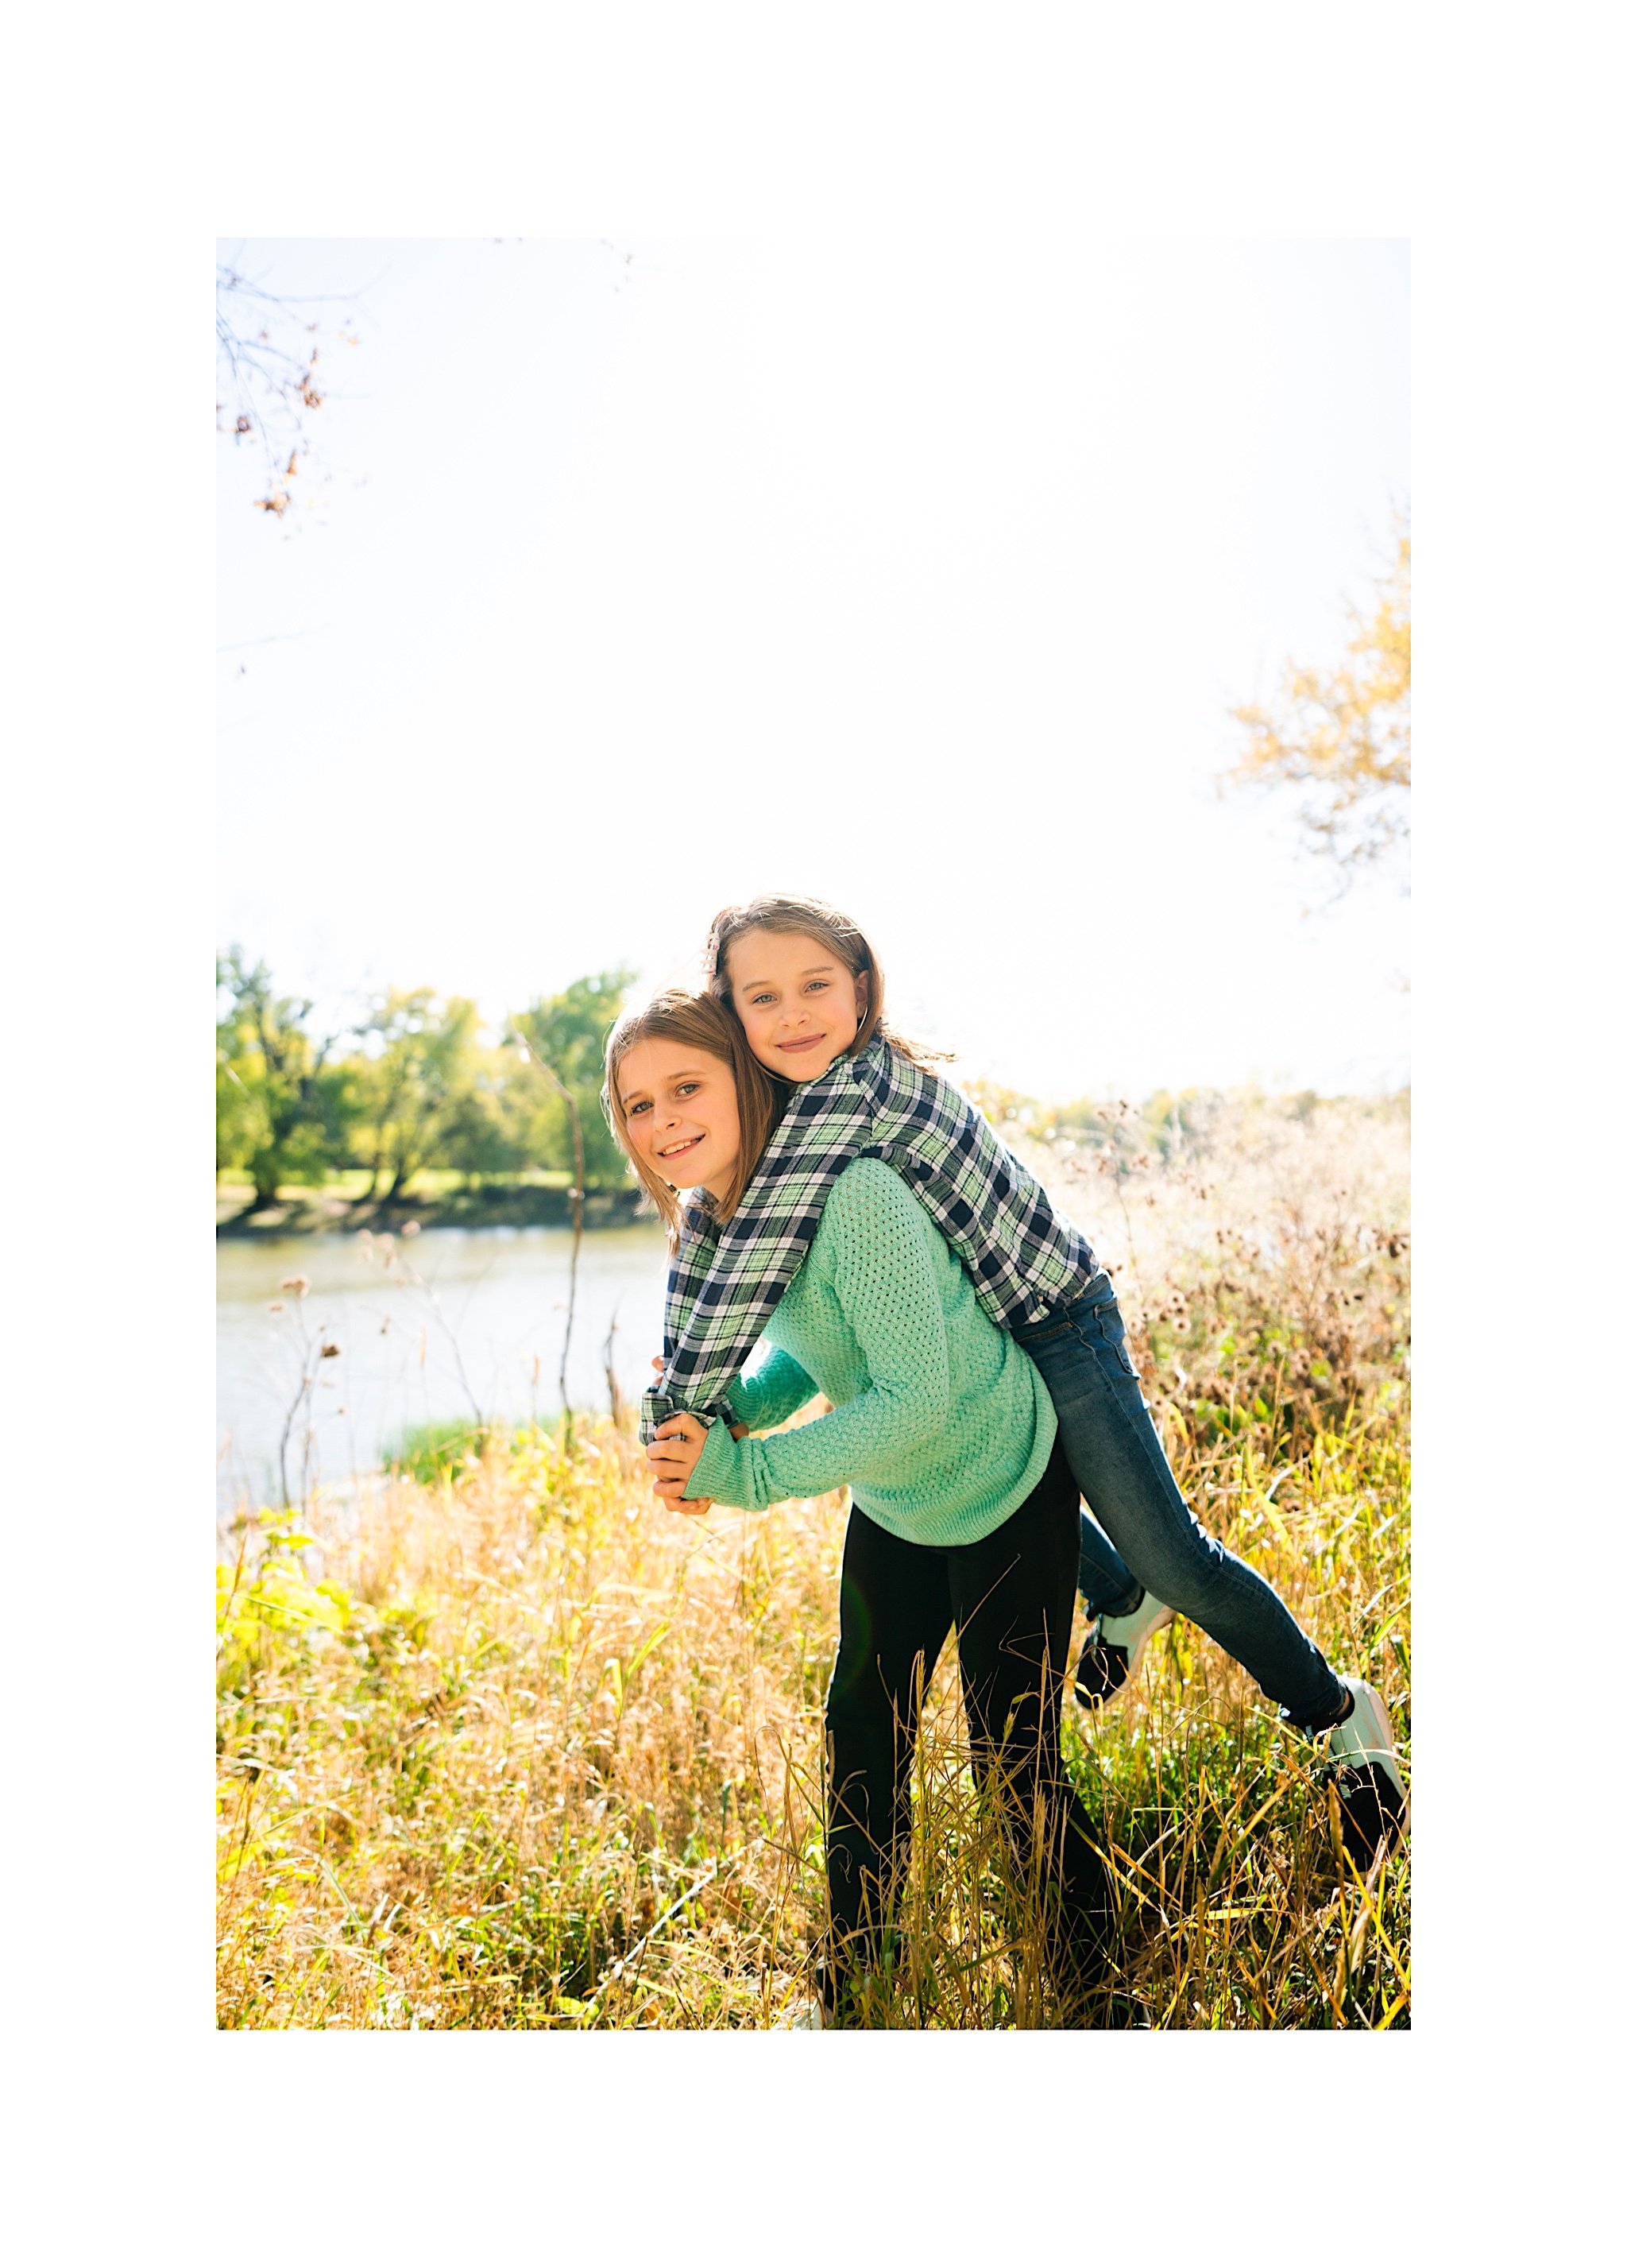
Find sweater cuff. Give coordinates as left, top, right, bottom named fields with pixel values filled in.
left=690, top=1418, right=750, bottom=1508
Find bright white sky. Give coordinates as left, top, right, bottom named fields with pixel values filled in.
left=217, top=236, right=1409, bottom=1099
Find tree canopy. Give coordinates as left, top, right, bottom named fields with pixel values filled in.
left=1225, top=521, right=1410, bottom=880
left=509, top=968, right=638, bottom=1195
left=215, top=954, right=636, bottom=1213
left=216, top=951, right=357, bottom=1212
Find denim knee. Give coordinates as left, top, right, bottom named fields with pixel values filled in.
left=1128, top=1519, right=1235, bottom=1616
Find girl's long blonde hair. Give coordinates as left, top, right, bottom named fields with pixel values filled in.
left=702, top=894, right=949, bottom=1070
left=602, top=988, right=786, bottom=1247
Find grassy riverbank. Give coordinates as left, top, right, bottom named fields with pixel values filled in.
left=217, top=1094, right=1409, bottom=2030
left=216, top=1170, right=643, bottom=1237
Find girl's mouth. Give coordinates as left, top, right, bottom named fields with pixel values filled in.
left=777, top=1034, right=826, bottom=1054
left=658, top=1134, right=704, bottom=1160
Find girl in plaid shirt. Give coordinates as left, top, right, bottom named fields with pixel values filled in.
left=643, top=894, right=1408, bottom=1871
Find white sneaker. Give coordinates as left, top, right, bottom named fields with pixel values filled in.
left=1074, top=1590, right=1177, bottom=1709
left=1327, top=1676, right=1409, bottom=1865
left=773, top=1996, right=827, bottom=2030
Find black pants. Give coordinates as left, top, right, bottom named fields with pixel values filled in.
left=823, top=1436, right=1111, bottom=2014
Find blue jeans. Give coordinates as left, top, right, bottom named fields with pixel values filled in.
left=1013, top=1276, right=1346, bottom=1729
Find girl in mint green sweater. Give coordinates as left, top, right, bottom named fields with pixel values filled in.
left=607, top=987, right=1111, bottom=2026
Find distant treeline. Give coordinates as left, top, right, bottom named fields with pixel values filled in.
left=218, top=948, right=1408, bottom=1221
left=216, top=951, right=636, bottom=1218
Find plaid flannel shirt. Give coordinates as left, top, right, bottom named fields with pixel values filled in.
left=639, top=1035, right=1099, bottom=1443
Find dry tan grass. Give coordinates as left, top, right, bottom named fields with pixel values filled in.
left=218, top=1091, right=1409, bottom=2030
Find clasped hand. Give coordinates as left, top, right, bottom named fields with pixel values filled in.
left=646, top=1355, right=741, bottom=1517
left=647, top=1413, right=708, bottom=1509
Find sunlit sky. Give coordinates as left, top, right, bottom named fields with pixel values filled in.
left=217, top=236, right=1409, bottom=1099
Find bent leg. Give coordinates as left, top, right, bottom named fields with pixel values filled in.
left=1019, top=1290, right=1345, bottom=1725
left=1076, top=1504, right=1142, bottom=1619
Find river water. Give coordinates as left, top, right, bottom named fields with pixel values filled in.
left=216, top=1223, right=671, bottom=1512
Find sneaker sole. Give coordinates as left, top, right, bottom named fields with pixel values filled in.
left=773, top=2003, right=827, bottom=2030
left=1331, top=1763, right=1409, bottom=1871
left=1331, top=1681, right=1411, bottom=1846
left=1076, top=1602, right=1177, bottom=1713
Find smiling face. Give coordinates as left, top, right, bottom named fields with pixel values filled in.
left=615, top=1038, right=742, bottom=1198
left=723, top=927, right=871, bottom=1083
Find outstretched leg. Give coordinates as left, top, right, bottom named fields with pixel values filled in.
left=1018, top=1279, right=1347, bottom=1727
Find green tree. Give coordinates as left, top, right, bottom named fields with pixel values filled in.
left=508, top=967, right=636, bottom=1190
left=353, top=989, right=483, bottom=1202
left=439, top=1050, right=534, bottom=1186
left=1225, top=521, right=1410, bottom=881
left=216, top=950, right=357, bottom=1213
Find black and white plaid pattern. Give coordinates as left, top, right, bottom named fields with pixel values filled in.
left=640, top=1037, right=1098, bottom=1442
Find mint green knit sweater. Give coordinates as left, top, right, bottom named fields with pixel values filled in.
left=689, top=1158, right=1057, bottom=1546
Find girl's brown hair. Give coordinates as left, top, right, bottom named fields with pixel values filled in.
left=702, top=894, right=948, bottom=1069
left=602, top=988, right=786, bottom=1246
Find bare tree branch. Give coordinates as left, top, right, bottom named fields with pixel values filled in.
left=216, top=256, right=374, bottom=522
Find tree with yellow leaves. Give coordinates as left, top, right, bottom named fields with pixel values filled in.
left=1226, top=523, right=1410, bottom=881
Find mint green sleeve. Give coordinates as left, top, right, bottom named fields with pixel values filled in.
left=728, top=1347, right=819, bottom=1433
left=690, top=1164, right=953, bottom=1511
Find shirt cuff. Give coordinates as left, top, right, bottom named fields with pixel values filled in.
left=638, top=1390, right=736, bottom=1446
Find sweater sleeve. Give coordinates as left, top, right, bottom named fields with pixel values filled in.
left=690, top=1161, right=953, bottom=1512
left=727, top=1346, right=819, bottom=1434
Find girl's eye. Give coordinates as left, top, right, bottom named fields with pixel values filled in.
left=674, top=1082, right=700, bottom=1097
left=749, top=993, right=774, bottom=1008
left=806, top=980, right=829, bottom=994
left=628, top=1099, right=650, bottom=1117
